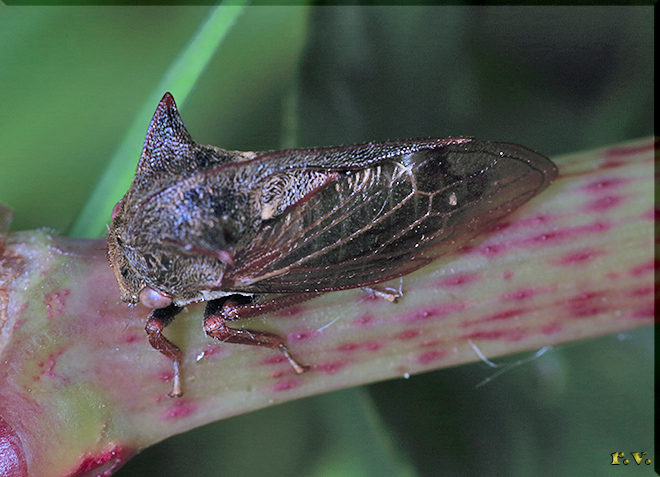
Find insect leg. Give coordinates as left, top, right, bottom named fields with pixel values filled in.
left=220, top=292, right=321, bottom=320
left=145, top=304, right=184, bottom=397
left=203, top=297, right=309, bottom=374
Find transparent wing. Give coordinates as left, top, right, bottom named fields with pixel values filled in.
left=220, top=141, right=557, bottom=293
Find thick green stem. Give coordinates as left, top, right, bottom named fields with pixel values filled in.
left=0, top=137, right=654, bottom=476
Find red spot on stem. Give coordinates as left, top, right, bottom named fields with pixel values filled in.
left=436, top=273, right=480, bottom=288
left=65, top=443, right=133, bottom=477
left=501, top=286, right=555, bottom=301
left=270, top=380, right=300, bottom=391
left=399, top=303, right=465, bottom=322
left=463, top=327, right=529, bottom=341
left=604, top=141, right=655, bottom=159
left=551, top=249, right=605, bottom=266
left=521, top=221, right=610, bottom=247
left=288, top=330, right=319, bottom=342
left=462, top=308, right=528, bottom=327
left=564, top=291, right=611, bottom=318
left=274, top=305, right=304, bottom=317
left=581, top=177, right=630, bottom=193
left=162, top=400, right=197, bottom=420
left=478, top=243, right=507, bottom=258
left=353, top=314, right=376, bottom=327
left=416, top=349, right=449, bottom=364
left=630, top=306, right=654, bottom=320
left=397, top=329, right=423, bottom=340
left=337, top=340, right=383, bottom=352
left=628, top=260, right=654, bottom=277
left=315, top=360, right=349, bottom=374
left=540, top=322, right=563, bottom=335
left=583, top=195, right=624, bottom=213
left=44, top=289, right=70, bottom=319
left=642, top=208, right=657, bottom=221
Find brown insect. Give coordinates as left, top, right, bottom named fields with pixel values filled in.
left=107, top=92, right=558, bottom=396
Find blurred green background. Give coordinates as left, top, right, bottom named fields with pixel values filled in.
left=0, top=6, right=653, bottom=477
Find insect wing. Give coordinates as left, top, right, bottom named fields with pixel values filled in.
left=221, top=140, right=557, bottom=293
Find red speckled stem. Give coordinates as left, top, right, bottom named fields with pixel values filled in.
left=0, top=137, right=654, bottom=477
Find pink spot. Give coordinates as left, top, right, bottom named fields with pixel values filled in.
left=628, top=260, right=654, bottom=277
left=162, top=400, right=197, bottom=420
left=270, top=380, right=300, bottom=392
left=485, top=220, right=512, bottom=234
left=524, top=230, right=565, bottom=245
left=478, top=243, right=507, bottom=258
left=522, top=213, right=554, bottom=226
left=500, top=213, right=555, bottom=232
left=457, top=244, right=475, bottom=255
left=64, top=444, right=133, bottom=477
left=397, top=329, right=423, bottom=340
left=436, top=273, right=479, bottom=288
left=642, top=208, right=660, bottom=222
left=551, top=249, right=604, bottom=266
left=420, top=339, right=441, bottom=347
left=353, top=314, right=376, bottom=327
left=583, top=195, right=624, bottom=213
left=600, top=160, right=624, bottom=169
left=630, top=286, right=653, bottom=297
left=44, top=289, right=70, bottom=319
left=564, top=291, right=611, bottom=318
left=274, top=305, right=304, bottom=317
left=501, top=285, right=557, bottom=301
left=604, top=141, right=655, bottom=159
left=629, top=306, right=655, bottom=320
left=122, top=334, right=139, bottom=343
left=462, top=308, right=528, bottom=327
left=158, top=371, right=175, bottom=383
left=521, top=221, right=610, bottom=247
left=288, top=330, right=319, bottom=342
left=571, top=306, right=610, bottom=318
left=315, top=360, right=349, bottom=374
left=262, top=355, right=288, bottom=366
left=502, top=287, right=539, bottom=301
left=44, top=356, right=58, bottom=377
left=399, top=302, right=465, bottom=322
left=540, top=323, right=563, bottom=335
left=642, top=208, right=657, bottom=221
left=337, top=340, right=383, bottom=352
left=337, top=342, right=360, bottom=352
left=37, top=350, right=64, bottom=379
left=195, top=344, right=226, bottom=361
left=502, top=271, right=514, bottom=280
left=416, top=349, right=449, bottom=364
left=463, top=327, right=529, bottom=341
left=581, top=177, right=630, bottom=193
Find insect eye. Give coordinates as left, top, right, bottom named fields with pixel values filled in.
left=139, top=287, right=172, bottom=309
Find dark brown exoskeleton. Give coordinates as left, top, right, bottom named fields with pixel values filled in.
left=107, top=92, right=558, bottom=396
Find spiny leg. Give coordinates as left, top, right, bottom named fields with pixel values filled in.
left=145, top=303, right=184, bottom=397
left=203, top=297, right=309, bottom=374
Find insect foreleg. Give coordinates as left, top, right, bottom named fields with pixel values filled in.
left=145, top=303, right=184, bottom=397
left=203, top=297, right=309, bottom=374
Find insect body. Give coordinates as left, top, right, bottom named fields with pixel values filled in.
left=107, top=92, right=557, bottom=396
